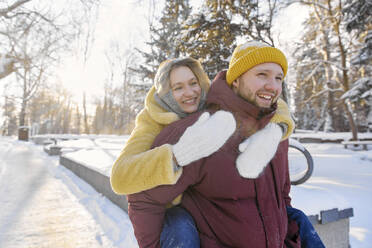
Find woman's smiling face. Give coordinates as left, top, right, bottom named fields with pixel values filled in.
left=170, top=66, right=202, bottom=114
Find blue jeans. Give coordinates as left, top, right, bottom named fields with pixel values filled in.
left=286, top=206, right=325, bottom=248
left=160, top=205, right=324, bottom=248
left=160, top=206, right=200, bottom=248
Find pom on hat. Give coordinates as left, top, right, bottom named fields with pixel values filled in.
left=226, top=41, right=288, bottom=85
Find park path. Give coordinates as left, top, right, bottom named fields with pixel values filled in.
left=0, top=137, right=117, bottom=248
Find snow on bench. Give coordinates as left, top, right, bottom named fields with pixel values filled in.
left=341, top=140, right=372, bottom=150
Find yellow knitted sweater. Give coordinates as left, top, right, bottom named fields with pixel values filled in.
left=110, top=85, right=294, bottom=196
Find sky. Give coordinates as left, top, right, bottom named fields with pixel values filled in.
left=55, top=0, right=153, bottom=103
left=55, top=1, right=309, bottom=105
left=1, top=132, right=372, bottom=247
left=0, top=1, right=310, bottom=129
left=0, top=0, right=307, bottom=110
left=273, top=3, right=309, bottom=46
left=0, top=0, right=310, bottom=119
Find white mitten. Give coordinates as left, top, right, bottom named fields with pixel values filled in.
left=172, top=110, right=236, bottom=166
left=236, top=123, right=283, bottom=178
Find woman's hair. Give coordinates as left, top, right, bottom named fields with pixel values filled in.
left=154, top=57, right=210, bottom=97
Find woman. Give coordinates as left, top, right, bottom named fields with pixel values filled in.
left=110, top=57, right=295, bottom=247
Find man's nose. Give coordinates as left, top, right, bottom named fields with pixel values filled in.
left=265, top=77, right=282, bottom=92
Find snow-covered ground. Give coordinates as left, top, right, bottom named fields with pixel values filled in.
left=0, top=136, right=137, bottom=248
left=290, top=143, right=372, bottom=247
left=1, top=132, right=372, bottom=247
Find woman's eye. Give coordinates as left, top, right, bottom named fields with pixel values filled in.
left=191, top=81, right=198, bottom=86
left=258, top=73, right=266, bottom=77
left=276, top=77, right=283, bottom=82
left=172, top=85, right=182, bottom=91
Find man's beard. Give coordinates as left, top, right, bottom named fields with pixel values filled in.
left=237, top=90, right=277, bottom=112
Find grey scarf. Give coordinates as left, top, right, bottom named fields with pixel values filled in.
left=154, top=89, right=207, bottom=118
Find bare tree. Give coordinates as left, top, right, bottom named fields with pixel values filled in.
left=290, top=0, right=360, bottom=138
left=1, top=83, right=18, bottom=135
left=83, top=92, right=90, bottom=134
left=0, top=0, right=31, bottom=79
left=104, top=40, right=144, bottom=134
left=27, top=82, right=77, bottom=134
left=0, top=0, right=31, bottom=17
left=0, top=0, right=100, bottom=128
left=74, top=105, right=82, bottom=134
left=0, top=54, right=15, bottom=79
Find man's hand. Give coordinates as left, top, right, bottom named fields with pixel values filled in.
left=236, top=123, right=282, bottom=178
left=172, top=111, right=236, bottom=166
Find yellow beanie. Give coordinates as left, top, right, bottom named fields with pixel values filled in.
left=226, top=41, right=288, bottom=85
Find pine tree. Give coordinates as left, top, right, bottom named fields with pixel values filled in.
left=344, top=0, right=371, bottom=35
left=132, top=0, right=192, bottom=81
left=344, top=0, right=372, bottom=65
left=179, top=0, right=278, bottom=79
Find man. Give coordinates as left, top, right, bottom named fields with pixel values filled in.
left=128, top=42, right=321, bottom=248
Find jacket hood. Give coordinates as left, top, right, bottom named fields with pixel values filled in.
left=144, top=86, right=180, bottom=125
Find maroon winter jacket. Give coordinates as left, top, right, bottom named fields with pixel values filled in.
left=128, top=71, right=300, bottom=248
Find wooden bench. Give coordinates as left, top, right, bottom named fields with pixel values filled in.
left=341, top=140, right=372, bottom=150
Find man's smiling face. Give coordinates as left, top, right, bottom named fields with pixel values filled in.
left=232, top=62, right=284, bottom=109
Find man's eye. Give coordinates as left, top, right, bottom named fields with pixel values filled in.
left=173, top=87, right=182, bottom=91
left=276, top=77, right=283, bottom=81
